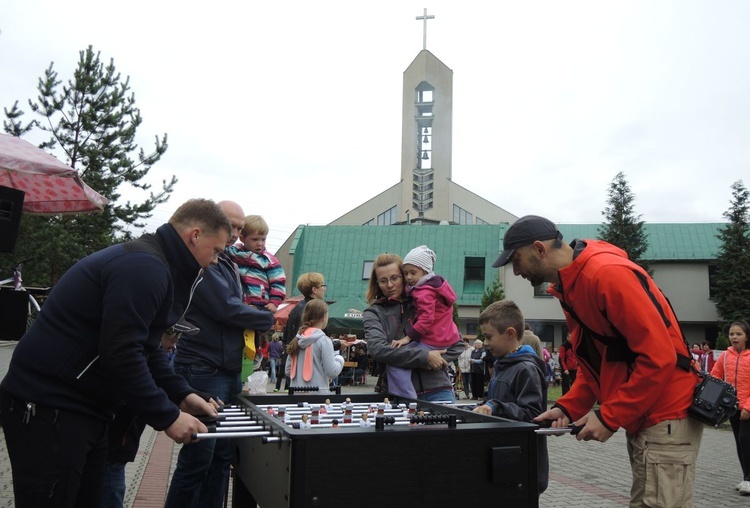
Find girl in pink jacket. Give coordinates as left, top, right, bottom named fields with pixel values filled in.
left=712, top=320, right=750, bottom=495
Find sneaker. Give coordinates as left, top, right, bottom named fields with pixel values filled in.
left=273, top=389, right=279, bottom=392
left=737, top=481, right=744, bottom=491
left=738, top=481, right=750, bottom=495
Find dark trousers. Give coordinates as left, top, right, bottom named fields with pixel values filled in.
left=460, top=372, right=472, bottom=398
left=0, top=390, right=108, bottom=508
left=275, top=352, right=290, bottom=390
left=561, top=369, right=577, bottom=395
left=730, top=411, right=750, bottom=480
left=470, top=372, right=485, bottom=400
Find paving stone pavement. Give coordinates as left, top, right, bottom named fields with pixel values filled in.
left=0, top=370, right=747, bottom=507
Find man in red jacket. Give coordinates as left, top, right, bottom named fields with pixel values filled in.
left=558, top=332, right=578, bottom=395
left=493, top=215, right=703, bottom=508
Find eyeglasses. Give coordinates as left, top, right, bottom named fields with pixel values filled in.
left=377, top=275, right=402, bottom=286
left=318, top=284, right=328, bottom=288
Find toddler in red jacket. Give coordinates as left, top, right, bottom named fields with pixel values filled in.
left=388, top=245, right=461, bottom=398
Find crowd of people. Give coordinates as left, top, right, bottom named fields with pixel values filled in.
left=1, top=204, right=745, bottom=508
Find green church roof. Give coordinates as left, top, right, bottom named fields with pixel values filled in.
left=545, top=223, right=724, bottom=261
left=289, top=224, right=503, bottom=305
left=287, top=222, right=725, bottom=304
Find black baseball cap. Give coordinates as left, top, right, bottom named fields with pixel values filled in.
left=492, top=215, right=561, bottom=268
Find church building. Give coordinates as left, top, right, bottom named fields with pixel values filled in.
left=275, top=11, right=721, bottom=347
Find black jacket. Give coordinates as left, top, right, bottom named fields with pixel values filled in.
left=175, top=251, right=274, bottom=373
left=1, top=224, right=202, bottom=430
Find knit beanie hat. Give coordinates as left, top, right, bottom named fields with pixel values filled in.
left=403, top=245, right=436, bottom=274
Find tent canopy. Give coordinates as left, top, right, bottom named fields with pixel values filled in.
left=273, top=296, right=304, bottom=331
left=326, top=295, right=369, bottom=338
left=0, top=133, right=107, bottom=214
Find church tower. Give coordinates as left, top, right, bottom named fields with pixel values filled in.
left=400, top=49, right=453, bottom=223
left=278, top=7, right=515, bottom=240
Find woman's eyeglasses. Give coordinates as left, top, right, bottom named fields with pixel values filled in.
left=377, top=275, right=402, bottom=286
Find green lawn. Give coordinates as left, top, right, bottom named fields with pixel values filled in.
left=547, top=385, right=562, bottom=403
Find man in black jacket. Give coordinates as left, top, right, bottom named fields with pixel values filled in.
left=0, top=198, right=230, bottom=508
left=165, top=201, right=275, bottom=508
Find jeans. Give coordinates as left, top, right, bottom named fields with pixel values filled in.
left=419, top=388, right=455, bottom=403
left=269, top=357, right=279, bottom=382
left=101, top=461, right=126, bottom=508
left=164, top=362, right=241, bottom=508
left=0, top=389, right=108, bottom=508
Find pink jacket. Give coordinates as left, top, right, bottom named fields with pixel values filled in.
left=711, top=347, right=750, bottom=412
left=405, top=275, right=460, bottom=349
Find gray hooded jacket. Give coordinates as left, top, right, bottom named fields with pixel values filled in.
left=285, top=328, right=344, bottom=394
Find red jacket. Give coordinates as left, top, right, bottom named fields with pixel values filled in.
left=549, top=240, right=698, bottom=434
left=711, top=347, right=750, bottom=412
left=700, top=350, right=716, bottom=373
left=559, top=341, right=578, bottom=371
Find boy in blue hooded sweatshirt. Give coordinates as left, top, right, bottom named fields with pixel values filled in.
left=473, top=299, right=549, bottom=495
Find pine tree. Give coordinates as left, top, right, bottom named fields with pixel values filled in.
left=476, top=277, right=505, bottom=341
left=712, top=180, right=750, bottom=325
left=1, top=46, right=173, bottom=286
left=598, top=171, right=651, bottom=273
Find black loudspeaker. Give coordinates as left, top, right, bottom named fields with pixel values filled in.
left=0, top=288, right=29, bottom=340
left=0, top=185, right=25, bottom=253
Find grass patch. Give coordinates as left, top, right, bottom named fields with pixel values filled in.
left=547, top=385, right=562, bottom=403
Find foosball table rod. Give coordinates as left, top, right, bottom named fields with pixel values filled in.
left=192, top=430, right=271, bottom=439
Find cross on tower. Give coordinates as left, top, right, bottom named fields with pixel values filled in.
left=415, top=8, right=435, bottom=51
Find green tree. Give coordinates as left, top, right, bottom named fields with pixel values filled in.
left=716, top=332, right=729, bottom=351
left=712, top=180, right=750, bottom=326
left=476, top=277, right=505, bottom=341
left=598, top=171, right=651, bottom=274
left=1, top=46, right=173, bottom=286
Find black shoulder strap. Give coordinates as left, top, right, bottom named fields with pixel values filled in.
left=560, top=268, right=694, bottom=372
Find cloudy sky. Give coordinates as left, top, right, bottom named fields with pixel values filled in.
left=2, top=1, right=749, bottom=252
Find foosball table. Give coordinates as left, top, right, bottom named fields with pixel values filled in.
left=203, top=392, right=540, bottom=507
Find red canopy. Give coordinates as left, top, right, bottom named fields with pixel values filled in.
left=0, top=134, right=107, bottom=214
left=273, top=296, right=304, bottom=331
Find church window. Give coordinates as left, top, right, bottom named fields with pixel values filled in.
left=417, top=89, right=433, bottom=103
left=377, top=206, right=398, bottom=225
left=453, top=205, right=473, bottom=225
